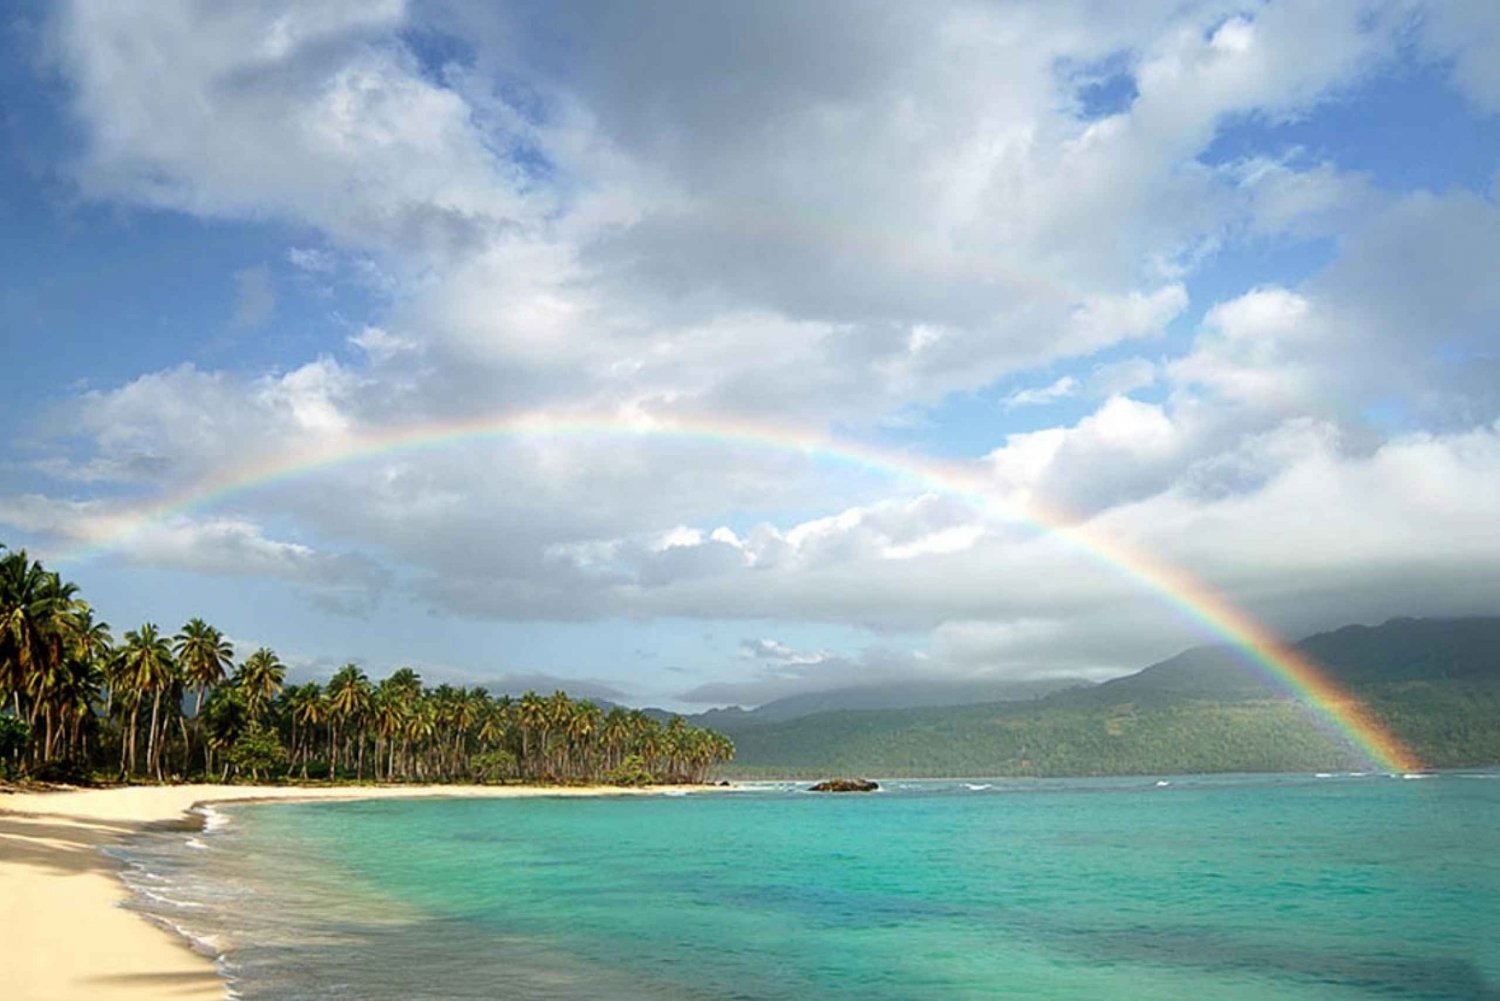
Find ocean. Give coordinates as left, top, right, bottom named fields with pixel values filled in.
left=115, top=772, right=1499, bottom=1000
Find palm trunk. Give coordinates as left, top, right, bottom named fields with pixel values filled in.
left=119, top=704, right=131, bottom=778
left=146, top=691, right=162, bottom=781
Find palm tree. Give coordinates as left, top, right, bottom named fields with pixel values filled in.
left=6, top=543, right=740, bottom=785
left=568, top=701, right=602, bottom=780
left=602, top=707, right=631, bottom=771
left=372, top=679, right=408, bottom=780
left=117, top=623, right=177, bottom=779
left=516, top=692, right=547, bottom=778
left=238, top=647, right=286, bottom=724
left=174, top=619, right=233, bottom=718
left=285, top=682, right=326, bottom=778
left=0, top=549, right=81, bottom=723
left=200, top=684, right=249, bottom=780
left=326, top=664, right=372, bottom=778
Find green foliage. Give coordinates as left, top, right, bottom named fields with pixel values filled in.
left=470, top=748, right=519, bottom=783
left=0, top=542, right=736, bottom=788
left=722, top=618, right=1500, bottom=779
left=722, top=681, right=1500, bottom=778
left=605, top=753, right=655, bottom=786
left=229, top=722, right=286, bottom=781
left=0, top=713, right=31, bottom=776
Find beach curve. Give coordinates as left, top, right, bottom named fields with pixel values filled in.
left=0, top=783, right=708, bottom=1000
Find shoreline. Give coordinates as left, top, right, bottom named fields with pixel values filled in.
left=0, top=782, right=715, bottom=1001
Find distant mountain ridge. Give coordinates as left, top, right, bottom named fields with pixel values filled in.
left=712, top=616, right=1500, bottom=778
left=685, top=676, right=1088, bottom=730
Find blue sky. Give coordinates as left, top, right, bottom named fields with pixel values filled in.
left=2, top=1, right=1498, bottom=708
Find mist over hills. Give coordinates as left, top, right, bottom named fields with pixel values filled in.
left=694, top=617, right=1500, bottom=778
left=685, top=676, right=1088, bottom=730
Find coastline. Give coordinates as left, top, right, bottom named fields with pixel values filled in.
left=0, top=783, right=710, bottom=1001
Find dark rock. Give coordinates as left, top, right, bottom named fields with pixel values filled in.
left=808, top=778, right=879, bottom=792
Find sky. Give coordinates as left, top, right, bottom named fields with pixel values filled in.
left=1, top=0, right=1498, bottom=709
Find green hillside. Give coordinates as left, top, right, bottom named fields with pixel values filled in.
left=721, top=618, right=1500, bottom=778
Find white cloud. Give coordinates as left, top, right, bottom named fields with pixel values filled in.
left=1418, top=0, right=1500, bottom=114
left=1006, top=376, right=1078, bottom=409
left=739, top=638, right=830, bottom=666
left=55, top=0, right=539, bottom=258
left=11, top=0, right=1498, bottom=694
left=46, top=0, right=1411, bottom=427
left=347, top=325, right=415, bottom=363
left=0, top=495, right=387, bottom=610
left=1087, top=357, right=1159, bottom=397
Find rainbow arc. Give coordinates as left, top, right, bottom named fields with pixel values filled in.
left=55, top=411, right=1422, bottom=773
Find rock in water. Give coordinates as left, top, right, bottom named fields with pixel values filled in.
left=808, top=778, right=879, bottom=792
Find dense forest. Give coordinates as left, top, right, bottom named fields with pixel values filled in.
left=716, top=619, right=1500, bottom=778
left=0, top=545, right=733, bottom=785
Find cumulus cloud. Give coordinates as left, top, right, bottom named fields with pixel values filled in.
left=1417, top=0, right=1500, bottom=114
left=0, top=494, right=388, bottom=612
left=44, top=0, right=1408, bottom=426
left=6, top=0, right=1497, bottom=696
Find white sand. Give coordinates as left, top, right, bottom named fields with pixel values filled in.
left=0, top=783, right=699, bottom=1000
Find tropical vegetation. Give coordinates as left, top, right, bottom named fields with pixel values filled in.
left=0, top=544, right=733, bottom=785
left=717, top=618, right=1500, bottom=778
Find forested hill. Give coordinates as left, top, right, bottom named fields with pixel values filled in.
left=719, top=617, right=1500, bottom=778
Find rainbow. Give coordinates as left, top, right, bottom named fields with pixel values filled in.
left=52, top=411, right=1421, bottom=773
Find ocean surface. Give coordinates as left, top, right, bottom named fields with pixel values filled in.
left=115, top=772, right=1500, bottom=1000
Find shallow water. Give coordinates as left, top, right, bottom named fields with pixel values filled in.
left=117, top=772, right=1500, bottom=1000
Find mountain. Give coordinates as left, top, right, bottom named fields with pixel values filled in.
left=687, top=676, right=1089, bottom=731
left=717, top=617, right=1500, bottom=778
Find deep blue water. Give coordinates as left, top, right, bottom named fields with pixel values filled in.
left=118, top=773, right=1500, bottom=999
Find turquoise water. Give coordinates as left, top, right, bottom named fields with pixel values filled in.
left=121, top=773, right=1500, bottom=999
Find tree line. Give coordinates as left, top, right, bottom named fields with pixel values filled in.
left=0, top=544, right=733, bottom=785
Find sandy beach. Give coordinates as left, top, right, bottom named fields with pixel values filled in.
left=0, top=783, right=693, bottom=1000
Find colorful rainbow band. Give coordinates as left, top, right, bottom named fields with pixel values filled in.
left=51, top=411, right=1422, bottom=773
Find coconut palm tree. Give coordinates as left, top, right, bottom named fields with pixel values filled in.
left=238, top=647, right=286, bottom=724
left=117, top=623, right=177, bottom=779
left=516, top=692, right=547, bottom=778
left=200, top=683, right=249, bottom=780
left=326, top=664, right=372, bottom=777
left=0, top=548, right=80, bottom=721
left=285, top=682, right=326, bottom=778
left=174, top=619, right=233, bottom=718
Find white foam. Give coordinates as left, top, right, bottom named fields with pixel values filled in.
left=964, top=783, right=992, bottom=791
left=1402, top=773, right=1432, bottom=780
left=127, top=882, right=205, bottom=910
left=1314, top=773, right=1334, bottom=778
left=185, top=837, right=210, bottom=850
left=150, top=914, right=223, bottom=959
left=195, top=805, right=231, bottom=832
left=1155, top=780, right=1170, bottom=787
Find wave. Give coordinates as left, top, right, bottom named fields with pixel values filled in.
left=121, top=876, right=206, bottom=911
left=194, top=805, right=231, bottom=832
left=964, top=783, right=992, bottom=791
left=142, top=911, right=224, bottom=960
